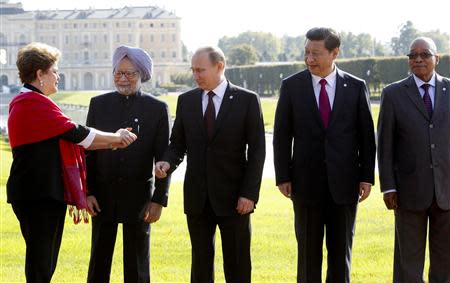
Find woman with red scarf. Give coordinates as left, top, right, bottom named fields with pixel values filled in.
left=6, top=42, right=137, bottom=283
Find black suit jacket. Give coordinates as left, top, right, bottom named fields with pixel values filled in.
left=273, top=68, right=376, bottom=205
left=86, top=91, right=170, bottom=223
left=378, top=74, right=450, bottom=210
left=163, top=81, right=266, bottom=216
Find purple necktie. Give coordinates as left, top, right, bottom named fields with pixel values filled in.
left=204, top=91, right=216, bottom=140
left=319, top=79, right=331, bottom=128
left=421, top=84, right=433, bottom=117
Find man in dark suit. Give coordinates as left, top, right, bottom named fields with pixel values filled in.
left=155, top=46, right=265, bottom=283
left=378, top=37, right=450, bottom=283
left=85, top=46, right=170, bottom=283
left=273, top=27, right=376, bottom=282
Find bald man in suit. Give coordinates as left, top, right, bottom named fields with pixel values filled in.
left=378, top=37, right=450, bottom=283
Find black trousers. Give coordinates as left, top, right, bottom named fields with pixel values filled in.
left=393, top=198, right=450, bottom=283
left=186, top=200, right=252, bottom=283
left=12, top=199, right=67, bottom=283
left=293, top=191, right=357, bottom=283
left=87, top=217, right=151, bottom=283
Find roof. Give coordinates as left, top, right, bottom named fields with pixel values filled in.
left=8, top=5, right=179, bottom=20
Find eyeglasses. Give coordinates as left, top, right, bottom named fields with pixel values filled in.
left=406, top=52, right=435, bottom=60
left=113, top=70, right=139, bottom=79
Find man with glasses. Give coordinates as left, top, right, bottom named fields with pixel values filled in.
left=378, top=37, right=450, bottom=283
left=85, top=45, right=170, bottom=283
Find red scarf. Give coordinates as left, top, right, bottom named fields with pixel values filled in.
left=8, top=90, right=89, bottom=224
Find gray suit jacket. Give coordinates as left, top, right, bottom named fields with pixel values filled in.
left=377, top=73, right=450, bottom=210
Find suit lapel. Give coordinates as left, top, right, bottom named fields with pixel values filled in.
left=327, top=68, right=345, bottom=129
left=431, top=74, right=448, bottom=122
left=304, top=71, right=324, bottom=129
left=404, top=75, right=431, bottom=121
left=212, top=82, right=234, bottom=140
left=193, top=89, right=207, bottom=139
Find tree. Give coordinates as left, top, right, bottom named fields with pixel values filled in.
left=218, top=31, right=282, bottom=62
left=391, top=21, right=419, bottom=56
left=227, top=44, right=259, bottom=66
left=280, top=35, right=305, bottom=61
left=421, top=30, right=450, bottom=53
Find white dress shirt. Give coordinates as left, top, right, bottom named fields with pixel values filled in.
left=311, top=66, right=337, bottom=109
left=202, top=78, right=227, bottom=117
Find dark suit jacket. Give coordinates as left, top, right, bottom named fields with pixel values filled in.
left=86, top=91, right=170, bottom=223
left=273, top=68, right=376, bottom=205
left=163, top=81, right=266, bottom=216
left=378, top=74, right=450, bottom=210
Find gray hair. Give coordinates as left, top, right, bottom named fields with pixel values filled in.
left=194, top=46, right=226, bottom=66
left=410, top=37, right=438, bottom=53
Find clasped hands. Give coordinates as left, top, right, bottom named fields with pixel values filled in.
left=111, top=128, right=137, bottom=149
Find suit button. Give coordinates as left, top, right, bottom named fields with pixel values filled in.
left=431, top=144, right=436, bottom=149
left=430, top=164, right=434, bottom=169
left=429, top=124, right=434, bottom=129
left=120, top=157, right=125, bottom=162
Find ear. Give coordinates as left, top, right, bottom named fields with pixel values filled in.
left=435, top=54, right=440, bottom=65
left=332, top=48, right=339, bottom=59
left=36, top=69, right=45, bottom=80
left=216, top=61, right=225, bottom=72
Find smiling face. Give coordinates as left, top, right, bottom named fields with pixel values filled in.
left=304, top=39, right=338, bottom=78
left=113, top=57, right=141, bottom=96
left=408, top=39, right=439, bottom=82
left=38, top=63, right=60, bottom=95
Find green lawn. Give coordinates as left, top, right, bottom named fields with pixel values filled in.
left=0, top=138, right=430, bottom=282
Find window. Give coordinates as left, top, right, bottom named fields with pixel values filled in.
left=74, top=53, right=79, bottom=60
left=74, top=23, right=77, bottom=28
left=84, top=23, right=88, bottom=28
left=116, top=34, right=120, bottom=42
left=116, top=22, right=120, bottom=28
left=172, top=34, right=176, bottom=42
left=140, top=35, right=143, bottom=43
left=128, top=34, right=132, bottom=43
left=52, top=36, right=56, bottom=44
left=172, top=22, right=175, bottom=28
left=161, top=34, right=165, bottom=42
left=160, top=23, right=164, bottom=27
left=150, top=35, right=154, bottom=42
left=103, top=23, right=107, bottom=28
left=172, top=51, right=177, bottom=58
left=150, top=23, right=154, bottom=28
left=104, top=34, right=108, bottom=43
left=84, top=35, right=89, bottom=42
left=128, top=22, right=131, bottom=28
left=161, top=51, right=165, bottom=58
left=84, top=51, right=89, bottom=61
left=65, top=36, right=69, bottom=44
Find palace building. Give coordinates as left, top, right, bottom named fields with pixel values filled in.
left=0, top=1, right=187, bottom=90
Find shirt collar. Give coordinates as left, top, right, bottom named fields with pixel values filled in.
left=203, top=78, right=227, bottom=99
left=413, top=72, right=436, bottom=89
left=311, top=66, right=337, bottom=87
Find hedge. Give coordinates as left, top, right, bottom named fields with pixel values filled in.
left=225, top=54, right=450, bottom=97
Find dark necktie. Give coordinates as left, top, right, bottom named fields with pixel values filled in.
left=204, top=91, right=216, bottom=140
left=319, top=79, right=331, bottom=128
left=421, top=84, right=433, bottom=117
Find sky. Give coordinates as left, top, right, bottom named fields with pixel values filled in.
left=13, top=0, right=450, bottom=52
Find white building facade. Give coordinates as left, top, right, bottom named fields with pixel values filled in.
left=0, top=1, right=188, bottom=90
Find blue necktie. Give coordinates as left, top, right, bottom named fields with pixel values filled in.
left=421, top=84, right=433, bottom=117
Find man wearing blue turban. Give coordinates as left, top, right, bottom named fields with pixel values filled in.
left=85, top=45, right=171, bottom=283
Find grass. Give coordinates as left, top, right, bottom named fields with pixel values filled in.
left=0, top=138, right=431, bottom=282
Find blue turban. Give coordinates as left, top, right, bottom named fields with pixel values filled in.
left=112, top=45, right=153, bottom=82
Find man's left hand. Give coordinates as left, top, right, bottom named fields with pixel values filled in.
left=142, top=202, right=163, bottom=223
left=358, top=182, right=372, bottom=202
left=236, top=197, right=255, bottom=215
